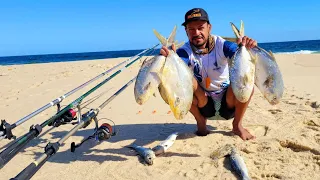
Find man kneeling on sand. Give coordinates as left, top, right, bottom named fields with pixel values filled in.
left=160, top=8, right=258, bottom=140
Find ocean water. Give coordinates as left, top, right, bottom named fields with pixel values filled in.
left=0, top=39, right=319, bottom=66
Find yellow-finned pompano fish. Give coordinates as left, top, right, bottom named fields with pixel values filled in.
left=134, top=55, right=166, bottom=105
left=228, top=21, right=256, bottom=103
left=152, top=26, right=194, bottom=120
left=251, top=46, right=284, bottom=105
left=226, top=21, right=284, bottom=105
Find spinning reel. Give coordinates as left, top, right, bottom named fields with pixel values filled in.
left=70, top=117, right=117, bottom=152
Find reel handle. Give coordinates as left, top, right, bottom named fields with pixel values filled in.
left=70, top=123, right=114, bottom=153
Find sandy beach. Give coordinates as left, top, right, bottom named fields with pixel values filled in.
left=0, top=54, right=319, bottom=180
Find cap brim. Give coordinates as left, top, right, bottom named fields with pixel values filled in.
left=181, top=18, right=209, bottom=26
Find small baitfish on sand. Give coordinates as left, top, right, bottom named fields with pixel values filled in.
left=210, top=144, right=234, bottom=167
left=127, top=143, right=156, bottom=165
left=152, top=132, right=179, bottom=156
left=228, top=20, right=256, bottom=103
left=229, top=146, right=250, bottom=180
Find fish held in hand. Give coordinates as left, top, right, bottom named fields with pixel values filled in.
left=229, top=21, right=256, bottom=103
left=251, top=47, right=284, bottom=105
left=226, top=21, right=284, bottom=105
left=153, top=26, right=194, bottom=120
left=134, top=55, right=166, bottom=105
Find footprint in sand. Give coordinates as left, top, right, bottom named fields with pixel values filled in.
left=305, top=101, right=320, bottom=109
left=304, top=120, right=320, bottom=133
left=261, top=173, right=284, bottom=179
left=286, top=101, right=297, bottom=105
left=279, top=140, right=320, bottom=155
left=247, top=125, right=269, bottom=137
left=268, top=109, right=283, bottom=114
left=315, top=134, right=320, bottom=145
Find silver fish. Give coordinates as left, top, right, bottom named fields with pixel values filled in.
left=229, top=21, right=256, bottom=103
left=153, top=26, right=194, bottom=120
left=152, top=132, right=179, bottom=156
left=229, top=21, right=284, bottom=105
left=134, top=55, right=166, bottom=105
left=210, top=144, right=234, bottom=167
left=127, top=144, right=156, bottom=165
left=251, top=47, right=284, bottom=105
left=134, top=26, right=184, bottom=106
left=229, top=147, right=250, bottom=180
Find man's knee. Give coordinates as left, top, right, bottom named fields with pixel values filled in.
left=251, top=87, right=255, bottom=96
left=192, top=77, right=198, bottom=91
left=192, top=96, right=198, bottom=106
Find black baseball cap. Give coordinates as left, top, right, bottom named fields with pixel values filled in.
left=182, top=8, right=210, bottom=26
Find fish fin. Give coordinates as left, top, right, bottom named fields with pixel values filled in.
left=269, top=50, right=276, bottom=61
left=248, top=50, right=257, bottom=64
left=167, top=25, right=177, bottom=45
left=263, top=75, right=274, bottom=88
left=149, top=72, right=162, bottom=85
left=239, top=20, right=245, bottom=37
left=174, top=97, right=181, bottom=107
left=243, top=74, right=249, bottom=86
left=143, top=82, right=151, bottom=91
left=153, top=29, right=168, bottom=46
left=153, top=25, right=177, bottom=47
left=174, top=41, right=185, bottom=49
left=140, top=57, right=148, bottom=67
left=230, top=22, right=241, bottom=39
left=221, top=36, right=238, bottom=43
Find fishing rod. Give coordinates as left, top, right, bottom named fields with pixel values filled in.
left=11, top=76, right=137, bottom=180
left=0, top=44, right=158, bottom=141
left=0, top=45, right=158, bottom=169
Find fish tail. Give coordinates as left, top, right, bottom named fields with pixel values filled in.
left=153, top=25, right=183, bottom=49
left=221, top=36, right=237, bottom=43
left=167, top=25, right=177, bottom=45
left=240, top=20, right=245, bottom=37
left=269, top=50, right=277, bottom=61
left=230, top=20, right=245, bottom=38
left=175, top=41, right=185, bottom=49
left=230, top=22, right=241, bottom=38
left=153, top=29, right=168, bottom=46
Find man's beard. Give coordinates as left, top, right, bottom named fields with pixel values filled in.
left=192, top=36, right=207, bottom=48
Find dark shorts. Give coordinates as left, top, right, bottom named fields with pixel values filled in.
left=199, top=91, right=235, bottom=120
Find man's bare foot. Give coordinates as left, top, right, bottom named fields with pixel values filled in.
left=195, top=129, right=210, bottom=136
left=232, top=126, right=255, bottom=140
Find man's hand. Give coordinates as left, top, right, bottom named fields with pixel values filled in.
left=159, top=43, right=176, bottom=57
left=236, top=36, right=257, bottom=49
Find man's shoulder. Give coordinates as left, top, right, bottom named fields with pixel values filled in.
left=176, top=42, right=191, bottom=58
left=211, top=34, right=237, bottom=59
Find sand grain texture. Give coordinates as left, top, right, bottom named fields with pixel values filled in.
left=0, top=54, right=319, bottom=180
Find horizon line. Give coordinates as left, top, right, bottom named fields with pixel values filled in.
left=0, top=39, right=319, bottom=58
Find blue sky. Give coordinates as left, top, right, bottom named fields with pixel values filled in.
left=0, top=0, right=319, bottom=56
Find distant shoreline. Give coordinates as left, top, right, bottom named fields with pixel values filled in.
left=1, top=39, right=319, bottom=66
